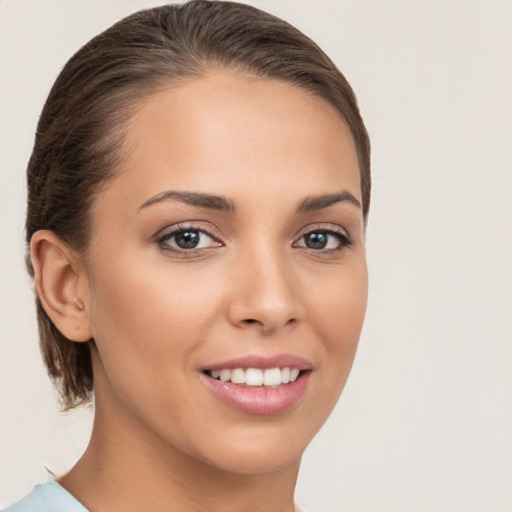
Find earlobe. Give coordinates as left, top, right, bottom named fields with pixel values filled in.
left=30, top=230, right=92, bottom=342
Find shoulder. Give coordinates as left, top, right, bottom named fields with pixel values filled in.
left=2, top=481, right=87, bottom=512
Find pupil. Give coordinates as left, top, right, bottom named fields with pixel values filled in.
left=176, top=230, right=200, bottom=249
left=306, top=232, right=327, bottom=249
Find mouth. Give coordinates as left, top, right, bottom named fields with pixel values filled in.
left=204, top=367, right=302, bottom=388
left=200, top=355, right=312, bottom=415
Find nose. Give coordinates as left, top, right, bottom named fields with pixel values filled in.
left=226, top=248, right=304, bottom=336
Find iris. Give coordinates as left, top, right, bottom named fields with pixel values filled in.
left=175, top=230, right=201, bottom=249
left=304, top=232, right=328, bottom=249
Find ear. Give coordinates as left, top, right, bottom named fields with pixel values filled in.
left=30, top=230, right=92, bottom=342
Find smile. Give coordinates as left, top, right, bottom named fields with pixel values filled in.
left=206, top=367, right=301, bottom=387
left=200, top=354, right=312, bottom=415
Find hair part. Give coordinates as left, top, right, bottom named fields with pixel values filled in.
left=26, top=0, right=371, bottom=409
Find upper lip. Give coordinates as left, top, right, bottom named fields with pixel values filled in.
left=202, top=353, right=313, bottom=372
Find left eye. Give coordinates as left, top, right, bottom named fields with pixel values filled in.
left=158, top=228, right=220, bottom=251
left=295, top=230, right=348, bottom=250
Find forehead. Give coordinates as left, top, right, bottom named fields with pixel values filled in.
left=99, top=70, right=361, bottom=212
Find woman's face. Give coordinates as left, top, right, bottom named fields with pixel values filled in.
left=83, top=70, right=367, bottom=474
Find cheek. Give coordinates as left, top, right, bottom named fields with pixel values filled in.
left=86, top=257, right=225, bottom=403
left=313, top=256, right=367, bottom=341
left=308, top=257, right=368, bottom=391
left=90, top=254, right=220, bottom=336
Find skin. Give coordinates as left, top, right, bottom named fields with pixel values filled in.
left=32, top=70, right=368, bottom=512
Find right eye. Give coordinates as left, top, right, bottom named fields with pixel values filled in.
left=156, top=225, right=222, bottom=253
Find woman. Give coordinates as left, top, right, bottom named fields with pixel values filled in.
left=4, top=1, right=370, bottom=510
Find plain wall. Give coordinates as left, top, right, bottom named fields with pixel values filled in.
left=1, top=1, right=511, bottom=510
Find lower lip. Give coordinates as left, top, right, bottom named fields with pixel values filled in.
left=200, top=372, right=310, bottom=415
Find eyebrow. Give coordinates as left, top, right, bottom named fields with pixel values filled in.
left=139, top=191, right=235, bottom=212
left=138, top=189, right=361, bottom=213
left=297, top=191, right=361, bottom=212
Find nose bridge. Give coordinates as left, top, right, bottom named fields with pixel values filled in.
left=227, top=241, right=302, bottom=334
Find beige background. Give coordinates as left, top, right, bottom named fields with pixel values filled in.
left=1, top=1, right=511, bottom=510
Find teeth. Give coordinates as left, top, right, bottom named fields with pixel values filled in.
left=263, top=368, right=281, bottom=386
left=246, top=368, right=263, bottom=386
left=231, top=368, right=245, bottom=384
left=208, top=367, right=302, bottom=387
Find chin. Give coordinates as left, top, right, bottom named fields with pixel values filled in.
left=185, top=419, right=316, bottom=476
left=204, top=446, right=303, bottom=476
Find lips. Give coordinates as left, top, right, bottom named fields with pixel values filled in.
left=200, top=354, right=312, bottom=415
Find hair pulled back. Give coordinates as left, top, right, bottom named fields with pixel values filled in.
left=26, top=0, right=371, bottom=409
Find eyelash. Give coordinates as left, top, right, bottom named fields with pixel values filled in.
left=293, top=224, right=353, bottom=252
left=155, top=223, right=352, bottom=256
left=156, top=223, right=221, bottom=255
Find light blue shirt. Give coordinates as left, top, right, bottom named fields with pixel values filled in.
left=2, top=481, right=87, bottom=512
left=3, top=481, right=308, bottom=511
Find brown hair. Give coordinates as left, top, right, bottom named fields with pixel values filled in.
left=26, top=0, right=371, bottom=409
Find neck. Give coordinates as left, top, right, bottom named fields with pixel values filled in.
left=59, top=385, right=300, bottom=512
